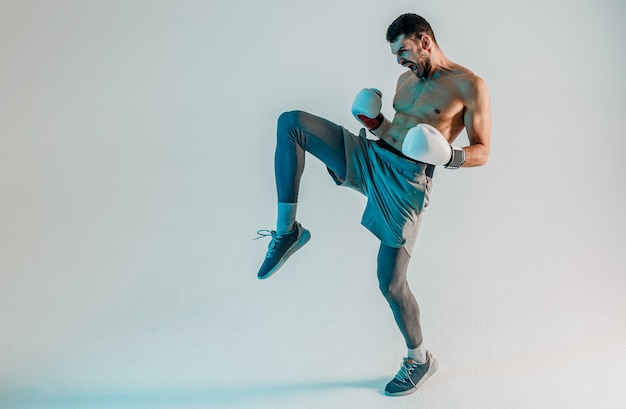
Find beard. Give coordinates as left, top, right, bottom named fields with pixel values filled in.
left=414, top=55, right=432, bottom=80
left=415, top=60, right=432, bottom=79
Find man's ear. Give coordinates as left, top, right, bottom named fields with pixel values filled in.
left=421, top=35, right=432, bottom=52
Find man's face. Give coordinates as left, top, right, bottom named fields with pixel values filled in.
left=390, top=34, right=431, bottom=79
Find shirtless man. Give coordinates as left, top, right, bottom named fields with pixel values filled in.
left=256, top=13, right=491, bottom=396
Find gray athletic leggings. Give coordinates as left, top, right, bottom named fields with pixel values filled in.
left=275, top=110, right=423, bottom=349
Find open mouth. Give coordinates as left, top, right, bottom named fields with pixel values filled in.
left=402, top=61, right=419, bottom=74
left=399, top=58, right=421, bottom=76
left=406, top=63, right=419, bottom=74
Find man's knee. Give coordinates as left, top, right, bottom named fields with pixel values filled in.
left=379, top=277, right=409, bottom=302
left=377, top=245, right=411, bottom=301
left=277, top=110, right=305, bottom=136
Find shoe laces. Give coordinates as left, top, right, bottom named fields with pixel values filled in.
left=255, top=229, right=281, bottom=257
left=394, top=358, right=417, bottom=382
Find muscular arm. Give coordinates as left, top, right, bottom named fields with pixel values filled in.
left=462, top=76, right=491, bottom=167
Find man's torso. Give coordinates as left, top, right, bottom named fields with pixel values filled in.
left=381, top=64, right=476, bottom=150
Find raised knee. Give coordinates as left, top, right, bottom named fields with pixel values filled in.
left=277, top=110, right=304, bottom=133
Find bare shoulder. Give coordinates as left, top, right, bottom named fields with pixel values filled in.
left=451, top=65, right=489, bottom=100
left=395, top=70, right=414, bottom=89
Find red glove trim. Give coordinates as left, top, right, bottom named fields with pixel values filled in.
left=357, top=113, right=384, bottom=130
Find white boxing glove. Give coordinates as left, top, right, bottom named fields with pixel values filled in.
left=352, top=88, right=385, bottom=131
left=401, top=123, right=466, bottom=168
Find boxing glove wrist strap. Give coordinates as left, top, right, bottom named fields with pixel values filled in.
left=357, top=113, right=384, bottom=130
left=444, top=145, right=466, bottom=169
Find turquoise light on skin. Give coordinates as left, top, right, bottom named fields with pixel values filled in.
left=1, top=1, right=623, bottom=408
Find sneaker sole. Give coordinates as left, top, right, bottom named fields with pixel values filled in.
left=257, top=229, right=311, bottom=280
left=384, top=356, right=439, bottom=397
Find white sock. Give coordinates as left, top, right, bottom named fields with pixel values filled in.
left=407, top=345, right=427, bottom=363
left=276, top=202, right=297, bottom=235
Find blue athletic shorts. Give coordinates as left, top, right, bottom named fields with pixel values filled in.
left=327, top=127, right=434, bottom=254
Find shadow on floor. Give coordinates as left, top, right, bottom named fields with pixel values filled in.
left=1, top=377, right=391, bottom=408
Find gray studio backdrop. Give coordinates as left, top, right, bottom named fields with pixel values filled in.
left=1, top=0, right=625, bottom=408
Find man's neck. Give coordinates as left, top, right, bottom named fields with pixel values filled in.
left=426, top=49, right=453, bottom=79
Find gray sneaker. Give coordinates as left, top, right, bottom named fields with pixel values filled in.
left=256, top=222, right=311, bottom=280
left=384, top=351, right=438, bottom=396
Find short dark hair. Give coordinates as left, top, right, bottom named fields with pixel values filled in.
left=386, top=13, right=437, bottom=45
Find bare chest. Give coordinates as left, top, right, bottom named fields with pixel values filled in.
left=392, top=77, right=464, bottom=124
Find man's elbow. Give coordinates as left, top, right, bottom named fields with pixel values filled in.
left=476, top=151, right=489, bottom=166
